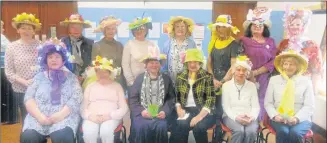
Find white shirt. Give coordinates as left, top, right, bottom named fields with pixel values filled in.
left=185, top=79, right=196, bottom=107
left=222, top=79, right=260, bottom=121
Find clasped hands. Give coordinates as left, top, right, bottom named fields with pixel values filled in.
left=177, top=106, right=203, bottom=128
left=236, top=114, right=255, bottom=125
left=141, top=110, right=166, bottom=119
left=37, top=111, right=66, bottom=125
left=273, top=115, right=299, bottom=126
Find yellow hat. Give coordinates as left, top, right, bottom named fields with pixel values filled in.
left=128, top=17, right=152, bottom=30
left=167, top=16, right=194, bottom=37
left=94, top=16, right=122, bottom=33
left=184, top=48, right=204, bottom=64
left=92, top=56, right=121, bottom=73
left=60, top=14, right=91, bottom=28
left=207, top=15, right=239, bottom=34
left=274, top=49, right=308, bottom=75
left=12, top=12, right=42, bottom=31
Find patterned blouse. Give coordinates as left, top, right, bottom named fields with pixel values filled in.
left=5, top=39, right=40, bottom=93
left=168, top=39, right=188, bottom=85
left=22, top=72, right=83, bottom=136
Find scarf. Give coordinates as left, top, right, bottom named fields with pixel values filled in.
left=277, top=72, right=295, bottom=119
left=71, top=37, right=84, bottom=75
left=50, top=69, right=67, bottom=105
left=140, top=71, right=165, bottom=109
left=208, top=36, right=235, bottom=54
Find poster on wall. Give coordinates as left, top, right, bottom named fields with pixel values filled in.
left=162, top=23, right=168, bottom=34
left=84, top=21, right=97, bottom=39
left=149, top=22, right=161, bottom=38
left=118, top=22, right=130, bottom=38
left=193, top=24, right=205, bottom=40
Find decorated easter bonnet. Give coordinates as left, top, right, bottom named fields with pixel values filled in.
left=208, top=15, right=240, bottom=34
left=140, top=45, right=167, bottom=63
left=234, top=55, right=253, bottom=71
left=60, top=14, right=91, bottom=28
left=94, top=15, right=122, bottom=33
left=184, top=48, right=205, bottom=64
left=12, top=12, right=42, bottom=31
left=243, top=7, right=272, bottom=29
left=274, top=49, right=308, bottom=75
left=128, top=16, right=152, bottom=30
left=283, top=5, right=312, bottom=37
left=167, top=16, right=194, bottom=37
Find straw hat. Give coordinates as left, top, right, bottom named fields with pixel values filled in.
left=60, top=14, right=91, bottom=28
left=167, top=16, right=194, bottom=37
left=12, top=12, right=42, bottom=31
left=94, top=16, right=122, bottom=33
left=274, top=49, right=308, bottom=75
left=243, top=7, right=272, bottom=30
left=208, top=15, right=240, bottom=34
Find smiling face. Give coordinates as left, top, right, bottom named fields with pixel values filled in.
left=47, top=52, right=64, bottom=70
left=234, top=65, right=248, bottom=82
left=282, top=57, right=299, bottom=77
left=17, top=24, right=35, bottom=39
left=187, top=61, right=201, bottom=73
left=146, top=60, right=161, bottom=75
left=103, top=24, right=117, bottom=39
left=250, top=23, right=264, bottom=35
left=68, top=23, right=83, bottom=38
left=133, top=25, right=147, bottom=40
left=95, top=68, right=112, bottom=80
left=216, top=26, right=231, bottom=39
left=174, top=20, right=187, bottom=37
left=288, top=18, right=304, bottom=37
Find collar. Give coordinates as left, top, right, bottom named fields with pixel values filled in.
left=101, top=38, right=116, bottom=44
left=177, top=68, right=208, bottom=82
left=231, top=78, right=248, bottom=86
left=172, top=38, right=188, bottom=47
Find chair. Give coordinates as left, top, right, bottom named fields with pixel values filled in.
left=220, top=122, right=232, bottom=142
left=77, top=121, right=127, bottom=143
left=257, top=114, right=314, bottom=143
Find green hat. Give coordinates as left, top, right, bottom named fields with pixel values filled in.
left=184, top=48, right=204, bottom=64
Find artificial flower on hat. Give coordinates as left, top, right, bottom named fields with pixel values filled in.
left=60, top=14, right=92, bottom=28
left=12, top=12, right=42, bottom=31
left=94, top=15, right=122, bottom=33
left=128, top=16, right=152, bottom=30
left=167, top=16, right=194, bottom=37
left=207, top=15, right=240, bottom=34
left=234, top=55, right=253, bottom=71
left=243, top=7, right=272, bottom=30
left=139, top=45, right=167, bottom=63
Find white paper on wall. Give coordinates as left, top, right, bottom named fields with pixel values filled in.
left=149, top=22, right=161, bottom=38
left=84, top=21, right=96, bottom=38
left=118, top=22, right=130, bottom=38
left=193, top=24, right=205, bottom=40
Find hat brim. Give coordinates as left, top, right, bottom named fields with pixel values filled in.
left=242, top=20, right=272, bottom=30
left=208, top=23, right=240, bottom=34
left=60, top=21, right=91, bottom=28
left=167, top=17, right=194, bottom=36
left=274, top=53, right=308, bottom=75
left=12, top=21, right=41, bottom=31
left=94, top=19, right=122, bottom=33
left=129, top=22, right=152, bottom=30
left=140, top=54, right=167, bottom=63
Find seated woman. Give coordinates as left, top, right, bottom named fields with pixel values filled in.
left=222, top=55, right=260, bottom=143
left=81, top=56, right=129, bottom=143
left=20, top=38, right=82, bottom=143
left=264, top=49, right=314, bottom=143
left=169, top=48, right=216, bottom=143
left=128, top=45, right=175, bottom=143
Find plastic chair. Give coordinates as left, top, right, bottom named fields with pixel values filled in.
left=257, top=114, right=314, bottom=143
left=220, top=121, right=232, bottom=142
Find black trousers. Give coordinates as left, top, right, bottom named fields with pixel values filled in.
left=15, top=92, right=27, bottom=125
left=20, top=127, right=75, bottom=143
left=169, top=107, right=216, bottom=143
left=213, top=95, right=224, bottom=143
left=1, top=68, right=17, bottom=124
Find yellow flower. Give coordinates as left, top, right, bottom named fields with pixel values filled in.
left=237, top=55, right=249, bottom=61
left=96, top=56, right=102, bottom=62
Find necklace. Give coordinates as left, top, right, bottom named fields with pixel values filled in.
left=234, top=80, right=245, bottom=100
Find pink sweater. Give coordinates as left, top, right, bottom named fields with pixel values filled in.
left=81, top=81, right=129, bottom=120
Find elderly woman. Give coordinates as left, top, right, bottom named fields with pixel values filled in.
left=169, top=48, right=216, bottom=143
left=277, top=8, right=322, bottom=93
left=206, top=15, right=241, bottom=142
left=161, top=16, right=196, bottom=84
left=264, top=49, right=314, bottom=143
left=222, top=55, right=260, bottom=143
left=92, top=16, right=127, bottom=90
left=128, top=45, right=175, bottom=143
left=240, top=7, right=277, bottom=122
left=5, top=13, right=42, bottom=124
left=20, top=38, right=82, bottom=143
left=122, top=16, right=157, bottom=88
left=81, top=56, right=128, bottom=143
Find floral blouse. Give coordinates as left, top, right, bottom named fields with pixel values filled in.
left=22, top=71, right=83, bottom=136
left=168, top=39, right=188, bottom=85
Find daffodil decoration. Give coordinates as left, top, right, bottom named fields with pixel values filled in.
left=12, top=12, right=41, bottom=30
left=237, top=55, right=250, bottom=61
left=277, top=107, right=295, bottom=120
left=128, top=17, right=152, bottom=30
left=92, top=56, right=121, bottom=78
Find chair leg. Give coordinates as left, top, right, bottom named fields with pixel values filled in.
left=122, top=126, right=127, bottom=143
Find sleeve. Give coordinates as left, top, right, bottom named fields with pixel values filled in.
left=66, top=75, right=83, bottom=114
left=122, top=41, right=134, bottom=86
left=208, top=31, right=217, bottom=54
left=250, top=83, right=260, bottom=120
left=128, top=75, right=146, bottom=117
left=295, top=79, right=315, bottom=122
left=221, top=83, right=237, bottom=121
left=263, top=38, right=277, bottom=73
left=24, top=75, right=39, bottom=102
left=110, top=84, right=129, bottom=120
left=264, top=77, right=279, bottom=120
left=277, top=39, right=289, bottom=55
left=81, top=84, right=91, bottom=119
left=231, top=41, right=241, bottom=57
left=203, top=74, right=216, bottom=113
left=4, top=43, right=19, bottom=84
left=160, top=76, right=176, bottom=117
left=91, top=43, right=99, bottom=61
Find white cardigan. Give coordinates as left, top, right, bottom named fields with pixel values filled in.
left=222, top=79, right=260, bottom=121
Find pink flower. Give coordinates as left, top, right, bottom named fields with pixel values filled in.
left=180, top=52, right=186, bottom=63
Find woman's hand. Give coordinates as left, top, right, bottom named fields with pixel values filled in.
left=287, top=117, right=299, bottom=126
left=157, top=111, right=166, bottom=119
left=176, top=106, right=186, bottom=118
left=190, top=115, right=203, bottom=127
left=273, top=115, right=286, bottom=124
left=38, top=114, right=52, bottom=125
left=213, top=79, right=223, bottom=89
left=89, top=114, right=102, bottom=124
left=100, top=114, right=112, bottom=122
left=49, top=111, right=65, bottom=124
left=141, top=110, right=152, bottom=119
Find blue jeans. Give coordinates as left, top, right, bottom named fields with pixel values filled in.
left=270, top=120, right=312, bottom=143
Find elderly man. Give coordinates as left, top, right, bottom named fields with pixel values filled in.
left=128, top=45, right=175, bottom=143
left=60, top=14, right=94, bottom=80
left=169, top=48, right=216, bottom=143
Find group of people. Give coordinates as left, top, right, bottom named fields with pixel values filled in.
left=0, top=5, right=322, bottom=143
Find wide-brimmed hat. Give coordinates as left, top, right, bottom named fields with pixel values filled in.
left=234, top=55, right=253, bottom=71
left=140, top=45, right=167, bottom=63
left=60, top=14, right=91, bottom=28
left=243, top=7, right=272, bottom=30
left=94, top=16, right=122, bottom=33
left=12, top=12, right=42, bottom=31
left=274, top=49, right=308, bottom=75
left=184, top=48, right=204, bottom=64
left=128, top=17, right=152, bottom=30
left=167, top=16, right=194, bottom=37
left=208, top=15, right=240, bottom=34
